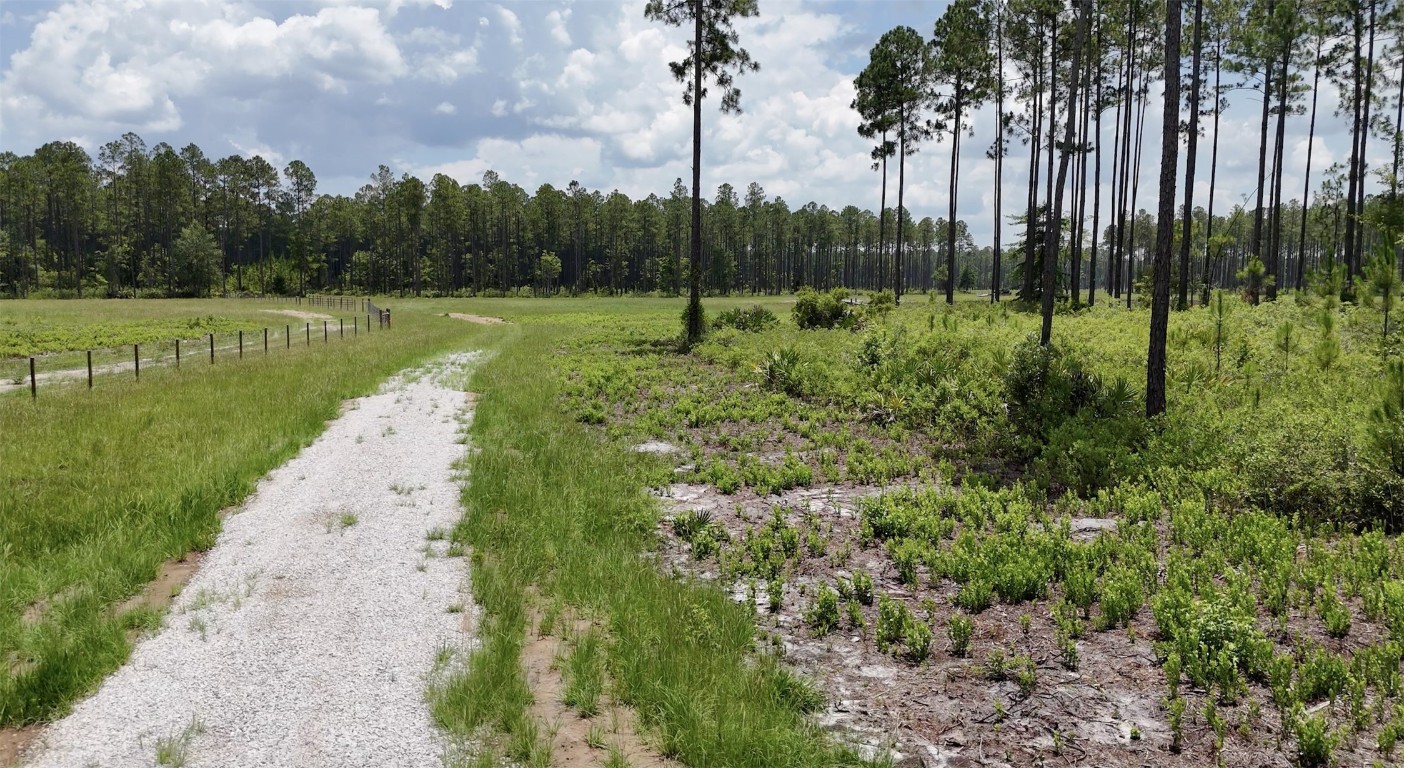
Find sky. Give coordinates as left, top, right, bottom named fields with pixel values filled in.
left=0, top=0, right=1397, bottom=247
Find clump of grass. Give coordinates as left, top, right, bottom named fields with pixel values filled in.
left=154, top=715, right=205, bottom=767
left=563, top=630, right=605, bottom=717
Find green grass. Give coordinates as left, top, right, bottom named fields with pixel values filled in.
left=430, top=318, right=871, bottom=767
left=0, top=302, right=485, bottom=724
left=0, top=298, right=378, bottom=386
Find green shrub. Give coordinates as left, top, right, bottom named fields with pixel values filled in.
left=875, top=595, right=907, bottom=654
left=755, top=347, right=808, bottom=397
left=903, top=618, right=933, bottom=662
left=1096, top=568, right=1144, bottom=630
left=1318, top=589, right=1352, bottom=639
left=1369, top=359, right=1404, bottom=475
left=793, top=288, right=854, bottom=330
left=851, top=570, right=875, bottom=606
left=956, top=579, right=994, bottom=613
left=713, top=305, right=779, bottom=333
left=1293, top=709, right=1339, bottom=768
left=948, top=613, right=973, bottom=657
left=805, top=583, right=841, bottom=636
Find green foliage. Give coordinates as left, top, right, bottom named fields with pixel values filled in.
left=948, top=613, right=973, bottom=657
left=1369, top=360, right=1404, bottom=475
left=850, top=570, right=874, bottom=606
left=804, top=583, right=841, bottom=636
left=1292, top=708, right=1340, bottom=768
left=714, top=305, right=779, bottom=333
left=792, top=288, right=854, bottom=330
left=755, top=347, right=808, bottom=397
left=1236, top=255, right=1274, bottom=305
left=1002, top=336, right=1142, bottom=491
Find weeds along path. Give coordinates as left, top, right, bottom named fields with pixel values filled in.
left=21, top=352, right=479, bottom=768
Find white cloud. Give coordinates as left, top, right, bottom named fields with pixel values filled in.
left=545, top=9, right=571, bottom=46
left=434, top=101, right=456, bottom=115
left=493, top=4, right=522, bottom=46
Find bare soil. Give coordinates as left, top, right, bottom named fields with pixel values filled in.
left=653, top=482, right=1387, bottom=768
left=523, top=610, right=679, bottom=768
left=448, top=313, right=507, bottom=325
left=260, top=309, right=333, bottom=321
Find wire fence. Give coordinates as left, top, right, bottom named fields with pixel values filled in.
left=6, top=310, right=392, bottom=399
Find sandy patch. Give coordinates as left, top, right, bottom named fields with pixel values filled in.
left=261, top=309, right=333, bottom=321
left=447, top=313, right=507, bottom=325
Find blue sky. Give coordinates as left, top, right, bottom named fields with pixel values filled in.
left=0, top=0, right=1389, bottom=246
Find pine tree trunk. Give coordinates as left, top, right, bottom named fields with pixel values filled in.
left=1089, top=31, right=1103, bottom=307
left=947, top=92, right=962, bottom=305
left=1267, top=43, right=1289, bottom=301
left=1149, top=0, right=1182, bottom=418
left=1178, top=0, right=1203, bottom=309
left=685, top=0, right=704, bottom=345
left=1041, top=0, right=1089, bottom=345
left=1298, top=35, right=1322, bottom=291
left=1203, top=44, right=1222, bottom=303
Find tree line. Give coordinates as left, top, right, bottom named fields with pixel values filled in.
left=1, top=0, right=1401, bottom=308
left=853, top=0, right=1403, bottom=311
left=0, top=133, right=994, bottom=299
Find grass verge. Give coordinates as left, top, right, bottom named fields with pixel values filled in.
left=432, top=322, right=871, bottom=767
left=0, top=309, right=486, bottom=724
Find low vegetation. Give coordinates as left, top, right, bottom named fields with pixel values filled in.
left=0, top=304, right=483, bottom=724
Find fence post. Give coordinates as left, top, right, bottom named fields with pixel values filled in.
left=306, top=323, right=310, bottom=345
left=29, top=357, right=36, bottom=399
left=210, top=333, right=215, bottom=364
left=340, top=319, right=344, bottom=338
left=176, top=338, right=181, bottom=368
left=134, top=344, right=140, bottom=380
left=264, top=328, right=268, bottom=354
left=354, top=317, right=358, bottom=336
left=323, top=321, right=328, bottom=343
left=286, top=325, right=291, bottom=349
left=239, top=330, right=244, bottom=359
left=367, top=313, right=372, bottom=332
left=87, top=350, right=92, bottom=389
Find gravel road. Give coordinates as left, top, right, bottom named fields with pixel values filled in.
left=23, top=352, right=480, bottom=768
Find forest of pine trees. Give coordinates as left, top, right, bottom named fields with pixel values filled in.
left=1, top=0, right=1401, bottom=303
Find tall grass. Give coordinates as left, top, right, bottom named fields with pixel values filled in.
left=0, top=310, right=485, bottom=724
left=433, top=323, right=869, bottom=767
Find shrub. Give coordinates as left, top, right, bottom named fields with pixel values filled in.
left=1096, top=567, right=1144, bottom=630
left=793, top=288, right=854, bottom=330
left=956, top=579, right=994, bottom=613
left=1369, top=359, right=1404, bottom=475
left=875, top=595, right=907, bottom=654
left=713, top=305, right=779, bottom=333
left=851, top=570, right=875, bottom=606
left=755, top=347, right=808, bottom=397
left=1293, top=709, right=1339, bottom=768
left=1003, top=337, right=1141, bottom=482
left=948, top=613, right=973, bottom=657
left=903, top=618, right=933, bottom=662
left=805, top=583, right=841, bottom=636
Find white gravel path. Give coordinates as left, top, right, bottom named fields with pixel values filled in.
left=23, top=352, right=481, bottom=768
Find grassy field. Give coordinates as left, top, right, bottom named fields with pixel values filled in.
left=521, top=290, right=1404, bottom=767
left=6, top=291, right=1404, bottom=767
left=0, top=298, right=374, bottom=386
left=0, top=302, right=487, bottom=725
